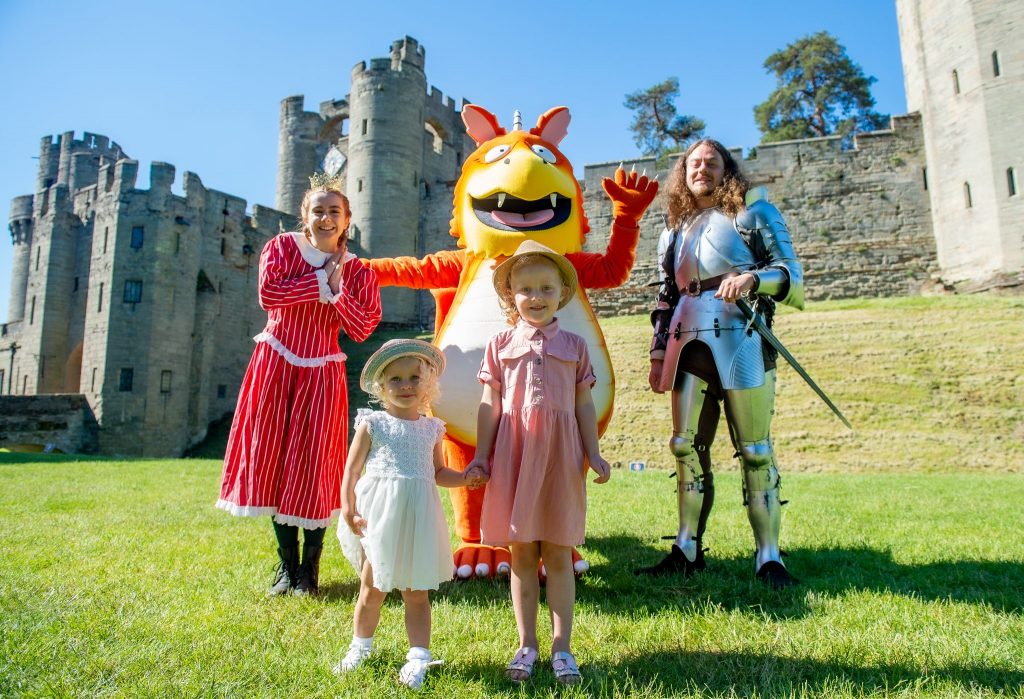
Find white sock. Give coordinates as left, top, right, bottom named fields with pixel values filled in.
left=406, top=646, right=432, bottom=662
left=352, top=635, right=373, bottom=650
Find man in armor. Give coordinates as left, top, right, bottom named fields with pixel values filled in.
left=635, top=139, right=804, bottom=588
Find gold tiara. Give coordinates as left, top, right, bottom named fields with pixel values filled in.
left=308, top=171, right=344, bottom=191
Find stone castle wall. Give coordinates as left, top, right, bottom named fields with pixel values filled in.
left=578, top=114, right=937, bottom=315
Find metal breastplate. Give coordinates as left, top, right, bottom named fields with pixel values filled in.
left=660, top=210, right=764, bottom=392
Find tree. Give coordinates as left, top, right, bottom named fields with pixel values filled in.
left=624, top=78, right=705, bottom=162
left=754, top=32, right=889, bottom=145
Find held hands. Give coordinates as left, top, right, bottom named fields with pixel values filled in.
left=601, top=164, right=659, bottom=227
left=462, top=457, right=490, bottom=489
left=715, top=272, right=756, bottom=303
left=589, top=454, right=612, bottom=484
left=325, top=241, right=348, bottom=295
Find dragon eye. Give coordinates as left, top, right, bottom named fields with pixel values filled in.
left=530, top=145, right=556, bottom=164
left=483, top=144, right=511, bottom=163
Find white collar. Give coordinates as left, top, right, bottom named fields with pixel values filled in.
left=289, top=231, right=355, bottom=267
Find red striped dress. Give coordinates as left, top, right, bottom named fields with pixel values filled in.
left=217, top=232, right=382, bottom=529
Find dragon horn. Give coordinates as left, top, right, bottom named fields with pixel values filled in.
left=512, top=110, right=523, bottom=131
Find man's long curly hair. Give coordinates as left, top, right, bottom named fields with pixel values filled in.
left=665, top=139, right=749, bottom=229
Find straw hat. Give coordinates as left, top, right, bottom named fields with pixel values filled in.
left=359, top=339, right=446, bottom=393
left=491, top=240, right=578, bottom=310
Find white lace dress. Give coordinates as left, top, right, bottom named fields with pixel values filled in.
left=338, top=409, right=453, bottom=591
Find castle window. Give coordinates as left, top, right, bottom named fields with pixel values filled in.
left=217, top=384, right=227, bottom=399
left=29, top=296, right=35, bottom=325
left=221, top=238, right=226, bottom=256
left=130, top=226, right=144, bottom=249
left=1008, top=167, right=1018, bottom=197
left=103, top=227, right=109, bottom=254
left=361, top=119, right=368, bottom=136
left=993, top=51, right=1001, bottom=78
left=175, top=233, right=181, bottom=254
left=73, top=277, right=79, bottom=292
left=35, top=247, right=40, bottom=271
left=964, top=182, right=973, bottom=208
left=118, top=368, right=133, bottom=392
left=358, top=179, right=363, bottom=193
left=123, top=279, right=143, bottom=304
left=97, top=282, right=104, bottom=312
left=22, top=375, right=27, bottom=394
left=160, top=370, right=172, bottom=393
left=0, top=369, right=5, bottom=395
left=922, top=167, right=928, bottom=191
left=91, top=367, right=96, bottom=392
left=456, top=151, right=462, bottom=167
left=952, top=69, right=960, bottom=95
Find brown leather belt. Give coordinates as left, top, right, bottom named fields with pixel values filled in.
left=683, top=274, right=730, bottom=296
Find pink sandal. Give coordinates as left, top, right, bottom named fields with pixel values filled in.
left=505, top=647, right=538, bottom=683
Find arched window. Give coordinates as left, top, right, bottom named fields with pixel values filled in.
left=1008, top=167, right=1018, bottom=197
left=992, top=51, right=1001, bottom=78
left=952, top=69, right=961, bottom=95
left=964, top=182, right=972, bottom=208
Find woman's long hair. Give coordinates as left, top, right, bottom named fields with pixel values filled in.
left=664, top=139, right=749, bottom=229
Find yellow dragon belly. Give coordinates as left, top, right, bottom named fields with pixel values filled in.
left=434, top=257, right=614, bottom=445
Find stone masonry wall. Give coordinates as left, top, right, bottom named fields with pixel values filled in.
left=0, top=394, right=98, bottom=454
left=580, top=114, right=937, bottom=316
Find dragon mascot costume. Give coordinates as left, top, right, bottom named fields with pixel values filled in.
left=368, top=105, right=657, bottom=577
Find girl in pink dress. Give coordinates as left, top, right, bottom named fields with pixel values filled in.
left=465, top=240, right=612, bottom=686
left=217, top=176, right=382, bottom=597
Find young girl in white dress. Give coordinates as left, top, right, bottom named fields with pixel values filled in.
left=336, top=339, right=485, bottom=690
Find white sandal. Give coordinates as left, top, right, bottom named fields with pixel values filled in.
left=505, top=647, right=538, bottom=683
left=552, top=651, right=582, bottom=685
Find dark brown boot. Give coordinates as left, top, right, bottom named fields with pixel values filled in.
left=294, top=544, right=323, bottom=596
left=269, top=546, right=299, bottom=596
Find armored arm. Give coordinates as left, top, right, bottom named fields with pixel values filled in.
left=650, top=227, right=678, bottom=358
left=735, top=200, right=804, bottom=310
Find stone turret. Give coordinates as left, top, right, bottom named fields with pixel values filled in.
left=7, top=195, right=34, bottom=323
left=275, top=96, right=329, bottom=216
left=896, top=0, right=1024, bottom=285
left=347, top=36, right=429, bottom=324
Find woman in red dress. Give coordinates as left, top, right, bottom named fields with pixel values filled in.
left=217, top=177, right=382, bottom=596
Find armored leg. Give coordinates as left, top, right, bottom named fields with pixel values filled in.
left=668, top=373, right=715, bottom=563
left=724, top=370, right=794, bottom=585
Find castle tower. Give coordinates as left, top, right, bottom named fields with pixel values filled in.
left=7, top=195, right=34, bottom=323
left=896, top=0, right=1024, bottom=284
left=275, top=96, right=329, bottom=215
left=347, top=36, right=428, bottom=325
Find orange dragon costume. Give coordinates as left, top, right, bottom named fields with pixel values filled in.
left=368, top=105, right=657, bottom=577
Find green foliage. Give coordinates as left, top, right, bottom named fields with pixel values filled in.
left=624, top=78, right=706, bottom=161
left=754, top=32, right=889, bottom=146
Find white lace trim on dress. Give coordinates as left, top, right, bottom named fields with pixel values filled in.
left=253, top=332, right=347, bottom=367
left=215, top=499, right=337, bottom=529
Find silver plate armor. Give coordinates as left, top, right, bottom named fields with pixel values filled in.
left=654, top=201, right=804, bottom=392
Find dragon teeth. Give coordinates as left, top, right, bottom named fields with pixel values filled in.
left=550, top=193, right=558, bottom=208
left=497, top=193, right=506, bottom=208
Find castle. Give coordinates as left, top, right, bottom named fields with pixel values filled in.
left=1, top=9, right=1021, bottom=455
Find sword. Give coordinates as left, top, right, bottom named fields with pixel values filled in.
left=735, top=297, right=853, bottom=430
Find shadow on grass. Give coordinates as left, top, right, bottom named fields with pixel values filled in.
left=579, top=535, right=1024, bottom=617
left=445, top=650, right=1022, bottom=696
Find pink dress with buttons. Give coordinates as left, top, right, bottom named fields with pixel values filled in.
left=477, top=319, right=596, bottom=547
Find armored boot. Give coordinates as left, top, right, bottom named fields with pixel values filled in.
left=294, top=544, right=323, bottom=596
left=269, top=546, right=299, bottom=596
left=743, top=459, right=797, bottom=589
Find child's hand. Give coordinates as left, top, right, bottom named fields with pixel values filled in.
left=463, top=458, right=490, bottom=489
left=342, top=505, right=366, bottom=537
left=589, top=455, right=612, bottom=484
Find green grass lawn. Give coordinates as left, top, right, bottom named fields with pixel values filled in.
left=2, top=296, right=1023, bottom=697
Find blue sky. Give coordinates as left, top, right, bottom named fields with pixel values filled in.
left=0, top=0, right=906, bottom=322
